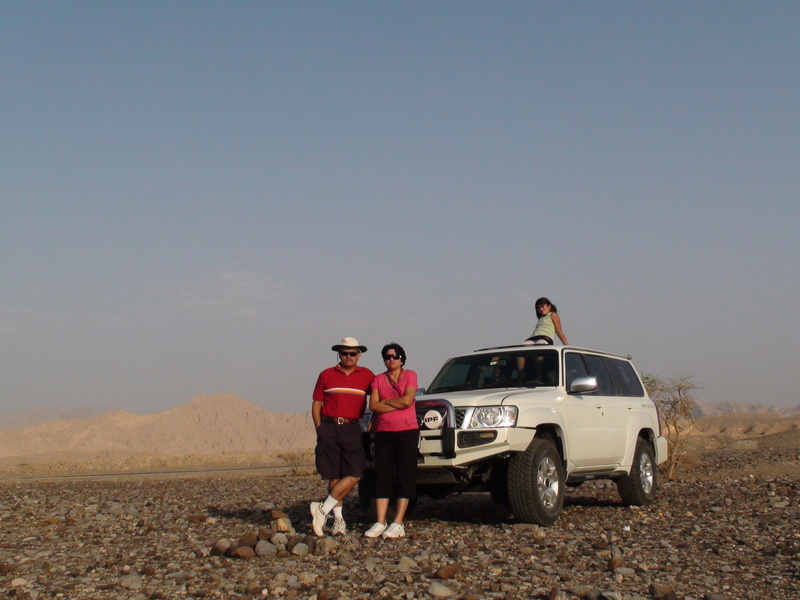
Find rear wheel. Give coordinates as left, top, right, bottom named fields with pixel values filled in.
left=617, top=438, right=657, bottom=505
left=508, top=438, right=565, bottom=526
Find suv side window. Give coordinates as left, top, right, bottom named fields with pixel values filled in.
left=565, top=352, right=590, bottom=389
left=605, top=358, right=645, bottom=397
left=582, top=354, right=620, bottom=396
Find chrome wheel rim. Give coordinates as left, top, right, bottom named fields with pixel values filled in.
left=536, top=456, right=560, bottom=508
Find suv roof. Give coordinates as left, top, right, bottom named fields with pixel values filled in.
left=471, top=344, right=632, bottom=361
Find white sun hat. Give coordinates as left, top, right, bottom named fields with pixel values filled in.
left=331, top=337, right=367, bottom=352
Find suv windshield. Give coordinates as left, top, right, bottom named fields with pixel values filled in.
left=427, top=349, right=559, bottom=393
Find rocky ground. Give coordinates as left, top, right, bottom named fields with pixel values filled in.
left=1, top=447, right=798, bottom=600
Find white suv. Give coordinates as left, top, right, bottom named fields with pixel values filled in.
left=360, top=344, right=668, bottom=526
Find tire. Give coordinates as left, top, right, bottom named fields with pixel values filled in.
left=358, top=470, right=416, bottom=522
left=508, top=437, right=565, bottom=526
left=617, top=438, right=658, bottom=506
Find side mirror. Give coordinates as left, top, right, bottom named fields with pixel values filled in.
left=416, top=387, right=426, bottom=396
left=569, top=376, right=598, bottom=394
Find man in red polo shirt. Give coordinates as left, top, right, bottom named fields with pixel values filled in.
left=310, top=337, right=375, bottom=537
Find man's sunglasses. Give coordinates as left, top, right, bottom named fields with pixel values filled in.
left=383, top=354, right=402, bottom=361
left=339, top=351, right=359, bottom=357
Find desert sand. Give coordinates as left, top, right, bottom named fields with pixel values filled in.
left=0, top=394, right=316, bottom=478
left=1, top=400, right=799, bottom=599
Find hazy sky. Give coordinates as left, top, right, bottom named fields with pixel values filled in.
left=3, top=2, right=799, bottom=417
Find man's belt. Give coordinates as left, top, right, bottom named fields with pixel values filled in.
left=322, top=416, right=359, bottom=425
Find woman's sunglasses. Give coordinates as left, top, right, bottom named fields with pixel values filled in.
left=383, top=354, right=402, bottom=361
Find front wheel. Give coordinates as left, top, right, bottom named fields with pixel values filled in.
left=508, top=438, right=565, bottom=526
left=616, top=438, right=657, bottom=505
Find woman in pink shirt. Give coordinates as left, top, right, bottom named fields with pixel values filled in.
left=363, top=342, right=419, bottom=539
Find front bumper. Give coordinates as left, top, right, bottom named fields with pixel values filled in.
left=418, top=425, right=536, bottom=467
left=654, top=435, right=668, bottom=465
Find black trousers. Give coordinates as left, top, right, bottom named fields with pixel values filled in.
left=374, top=429, right=419, bottom=499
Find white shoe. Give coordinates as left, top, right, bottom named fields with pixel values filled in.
left=331, top=518, right=347, bottom=536
left=364, top=522, right=387, bottom=538
left=310, top=501, right=328, bottom=537
left=382, top=522, right=405, bottom=538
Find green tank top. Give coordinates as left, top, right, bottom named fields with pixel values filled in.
left=531, top=313, right=555, bottom=338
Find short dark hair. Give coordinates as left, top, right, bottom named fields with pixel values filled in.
left=381, top=342, right=407, bottom=365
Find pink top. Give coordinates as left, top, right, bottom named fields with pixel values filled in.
left=372, top=370, right=419, bottom=432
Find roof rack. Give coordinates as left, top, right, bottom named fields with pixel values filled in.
left=472, top=345, right=631, bottom=360
left=473, top=344, right=531, bottom=352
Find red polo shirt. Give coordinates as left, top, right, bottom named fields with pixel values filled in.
left=312, top=364, right=375, bottom=419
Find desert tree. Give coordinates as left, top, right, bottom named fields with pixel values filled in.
left=642, top=374, right=699, bottom=479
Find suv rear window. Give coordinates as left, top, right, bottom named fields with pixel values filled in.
left=565, top=353, right=644, bottom=397
left=605, top=357, right=645, bottom=396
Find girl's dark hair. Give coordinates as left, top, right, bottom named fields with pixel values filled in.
left=535, top=297, right=558, bottom=313
left=381, top=342, right=407, bottom=365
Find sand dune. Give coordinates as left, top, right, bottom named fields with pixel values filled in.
left=0, top=393, right=315, bottom=463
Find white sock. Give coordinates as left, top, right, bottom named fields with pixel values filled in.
left=332, top=506, right=343, bottom=520
left=321, top=495, right=339, bottom=514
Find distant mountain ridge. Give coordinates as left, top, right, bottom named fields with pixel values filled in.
left=0, top=406, right=110, bottom=431
left=693, top=400, right=800, bottom=418
left=4, top=398, right=795, bottom=430
left=693, top=413, right=800, bottom=437
left=2, top=396, right=797, bottom=466
left=0, top=394, right=315, bottom=462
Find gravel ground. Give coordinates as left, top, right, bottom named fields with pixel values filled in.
left=1, top=448, right=798, bottom=600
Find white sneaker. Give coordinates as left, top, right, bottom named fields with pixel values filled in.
left=310, top=501, right=328, bottom=537
left=382, top=522, right=405, bottom=538
left=364, top=522, right=387, bottom=538
left=331, top=518, right=347, bottom=536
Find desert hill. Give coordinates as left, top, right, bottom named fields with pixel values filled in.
left=692, top=413, right=800, bottom=437
left=0, top=393, right=315, bottom=464
left=0, top=405, right=110, bottom=430
left=693, top=400, right=800, bottom=418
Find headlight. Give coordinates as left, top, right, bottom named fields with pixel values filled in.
left=467, top=406, right=518, bottom=428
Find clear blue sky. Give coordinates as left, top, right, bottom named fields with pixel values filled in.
left=2, top=2, right=798, bottom=416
